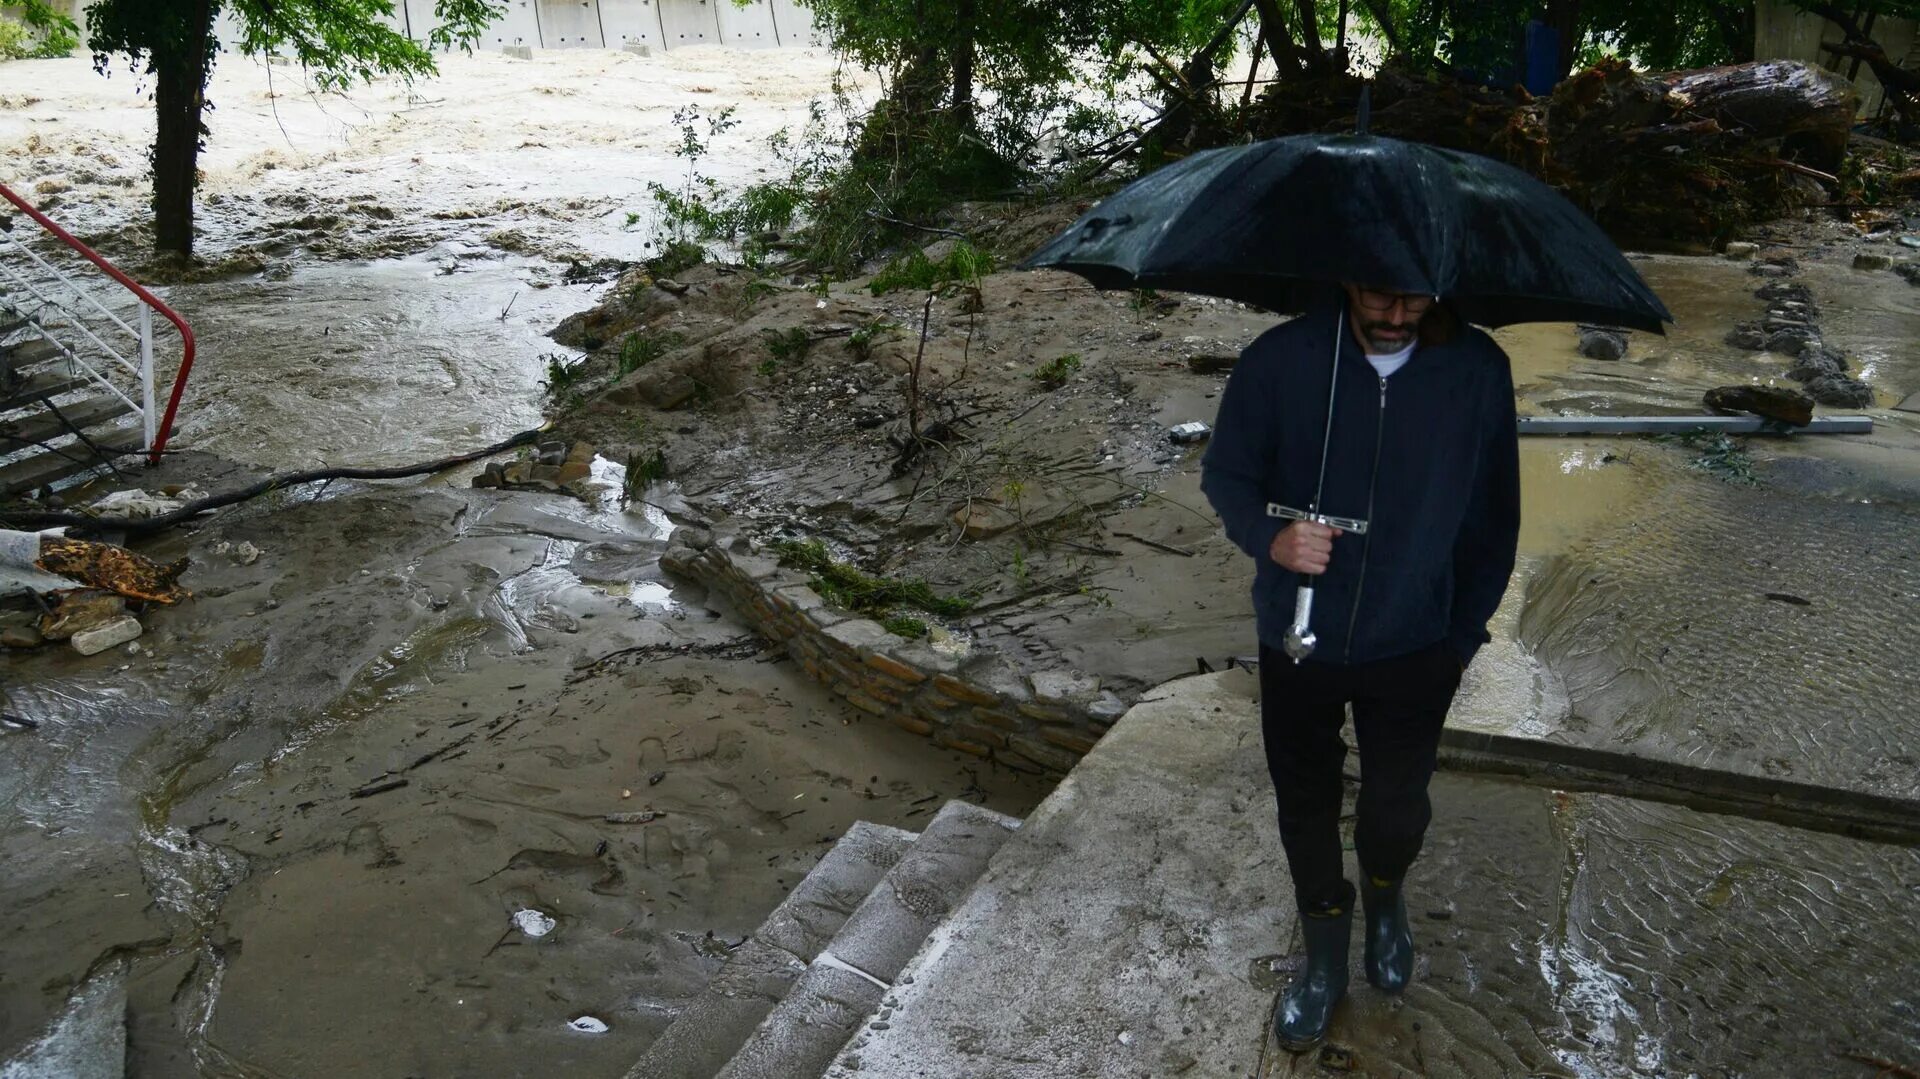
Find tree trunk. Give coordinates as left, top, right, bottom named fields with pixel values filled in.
left=150, top=0, right=212, bottom=258
left=951, top=0, right=975, bottom=129
left=1252, top=0, right=1304, bottom=73
left=1292, top=0, right=1328, bottom=70
left=1542, top=0, right=1581, bottom=81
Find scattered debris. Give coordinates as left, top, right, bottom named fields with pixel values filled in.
left=511, top=909, right=557, bottom=938
left=1184, top=354, right=1236, bottom=374
left=1167, top=421, right=1211, bottom=444
left=604, top=810, right=663, bottom=824
left=39, top=591, right=128, bottom=642
left=1764, top=592, right=1813, bottom=606
left=86, top=486, right=204, bottom=519
left=349, top=777, right=410, bottom=799
left=0, top=714, right=38, bottom=731
left=567, top=1016, right=609, bottom=1034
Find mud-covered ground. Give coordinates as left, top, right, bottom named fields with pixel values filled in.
left=5, top=43, right=1920, bottom=1079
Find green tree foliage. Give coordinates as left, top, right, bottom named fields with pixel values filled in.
left=57, top=0, right=495, bottom=256
left=0, top=1, right=79, bottom=56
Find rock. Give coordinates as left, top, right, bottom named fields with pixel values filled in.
left=610, top=366, right=699, bottom=410
left=1785, top=346, right=1848, bottom=382
left=1853, top=252, right=1894, bottom=271
left=654, top=278, right=690, bottom=295
left=1805, top=374, right=1875, bottom=408
left=1030, top=669, right=1101, bottom=703
left=2, top=623, right=44, bottom=649
left=1723, top=323, right=1766, bottom=351
left=1763, top=327, right=1820, bottom=356
left=556, top=441, right=595, bottom=485
left=1704, top=384, right=1814, bottom=426
left=671, top=526, right=713, bottom=551
left=1722, top=241, right=1759, bottom=259
left=1575, top=325, right=1628, bottom=360
left=1895, top=263, right=1920, bottom=286
left=502, top=461, right=532, bottom=485
left=951, top=503, right=1017, bottom=540
left=39, top=591, right=127, bottom=641
left=71, top=615, right=143, bottom=657
left=536, top=440, right=569, bottom=466
left=472, top=464, right=502, bottom=489
left=1754, top=281, right=1815, bottom=307
left=1893, top=391, right=1920, bottom=414
left=1186, top=353, right=1237, bottom=374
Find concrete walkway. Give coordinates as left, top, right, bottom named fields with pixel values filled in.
left=826, top=670, right=1920, bottom=1078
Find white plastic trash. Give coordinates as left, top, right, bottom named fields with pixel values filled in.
left=567, top=1016, right=609, bottom=1034
left=511, top=909, right=556, bottom=938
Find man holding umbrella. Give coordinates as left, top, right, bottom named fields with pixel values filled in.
left=1200, top=282, right=1518, bottom=1049
left=1021, top=128, right=1667, bottom=1052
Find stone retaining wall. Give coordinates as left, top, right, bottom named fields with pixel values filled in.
left=662, top=530, right=1124, bottom=776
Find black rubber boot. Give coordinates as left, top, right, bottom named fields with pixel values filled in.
left=1274, top=900, right=1352, bottom=1051
left=1361, top=875, right=1414, bottom=993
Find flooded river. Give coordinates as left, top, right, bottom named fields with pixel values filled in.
left=4, top=45, right=1919, bottom=1079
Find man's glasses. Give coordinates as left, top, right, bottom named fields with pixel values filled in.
left=1354, top=288, right=1435, bottom=315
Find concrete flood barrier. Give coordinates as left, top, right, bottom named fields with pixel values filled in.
left=661, top=528, right=1127, bottom=777
left=600, top=0, right=667, bottom=51
left=535, top=0, right=606, bottom=48
left=657, top=0, right=721, bottom=47
left=715, top=0, right=780, bottom=48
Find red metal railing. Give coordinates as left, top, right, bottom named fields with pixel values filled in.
left=0, top=182, right=196, bottom=465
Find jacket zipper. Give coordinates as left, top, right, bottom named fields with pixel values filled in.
left=1344, top=375, right=1389, bottom=661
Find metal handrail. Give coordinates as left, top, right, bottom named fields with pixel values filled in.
left=0, top=183, right=196, bottom=465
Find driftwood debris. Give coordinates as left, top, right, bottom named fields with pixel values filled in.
left=1248, top=58, right=1859, bottom=249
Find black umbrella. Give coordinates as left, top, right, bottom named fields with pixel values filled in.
left=1021, top=133, right=1672, bottom=332
left=1022, top=132, right=1671, bottom=662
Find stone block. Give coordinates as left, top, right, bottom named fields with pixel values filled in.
left=934, top=733, right=993, bottom=757
left=890, top=714, right=934, bottom=736
left=1007, top=736, right=1081, bottom=774
left=824, top=619, right=893, bottom=655
left=862, top=652, right=927, bottom=685
left=1722, top=241, right=1758, bottom=259
left=71, top=615, right=142, bottom=656
left=1016, top=701, right=1077, bottom=724
left=861, top=678, right=906, bottom=705
left=1041, top=728, right=1100, bottom=755
left=1030, top=669, right=1101, bottom=703
left=844, top=692, right=889, bottom=716
left=773, top=584, right=825, bottom=612
left=970, top=706, right=1024, bottom=732
left=949, top=722, right=1009, bottom=749
left=930, top=674, right=998, bottom=706
left=730, top=553, right=782, bottom=581
left=1854, top=252, right=1894, bottom=271
left=503, top=44, right=533, bottom=59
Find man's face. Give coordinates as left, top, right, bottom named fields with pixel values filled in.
left=1343, top=284, right=1433, bottom=354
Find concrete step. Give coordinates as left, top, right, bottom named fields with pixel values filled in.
left=0, top=368, right=90, bottom=413
left=821, top=672, right=1292, bottom=1079
left=624, top=820, right=917, bottom=1079
left=0, top=338, right=61, bottom=376
left=0, top=442, right=114, bottom=499
left=0, top=393, right=135, bottom=452
left=713, top=801, right=1021, bottom=1079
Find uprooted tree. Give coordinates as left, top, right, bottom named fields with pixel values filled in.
left=4, top=0, right=496, bottom=259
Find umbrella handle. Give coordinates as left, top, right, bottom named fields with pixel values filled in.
left=1283, top=576, right=1317, bottom=663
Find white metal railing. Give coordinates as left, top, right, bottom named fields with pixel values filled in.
left=0, top=226, right=155, bottom=451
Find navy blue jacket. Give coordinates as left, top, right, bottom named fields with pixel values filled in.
left=1200, top=305, right=1520, bottom=667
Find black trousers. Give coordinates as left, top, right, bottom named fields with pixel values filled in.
left=1258, top=640, right=1463, bottom=913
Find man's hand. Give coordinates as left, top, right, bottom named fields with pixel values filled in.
left=1269, top=521, right=1342, bottom=574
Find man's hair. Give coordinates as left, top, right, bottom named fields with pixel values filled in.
left=1417, top=301, right=1461, bottom=347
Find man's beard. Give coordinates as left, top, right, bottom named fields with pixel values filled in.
left=1359, top=319, right=1416, bottom=352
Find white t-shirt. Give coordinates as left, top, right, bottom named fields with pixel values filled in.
left=1364, top=341, right=1416, bottom=379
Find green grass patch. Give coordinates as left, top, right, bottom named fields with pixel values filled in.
left=771, top=539, right=973, bottom=620
left=618, top=329, right=686, bottom=376
left=647, top=240, right=706, bottom=279
left=868, top=238, right=995, bottom=296
left=880, top=615, right=929, bottom=639
left=1030, top=353, right=1082, bottom=390
left=759, top=326, right=814, bottom=376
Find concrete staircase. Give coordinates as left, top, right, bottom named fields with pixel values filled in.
left=628, top=801, right=1021, bottom=1079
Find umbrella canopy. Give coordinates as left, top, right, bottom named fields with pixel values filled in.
left=1022, top=134, right=1672, bottom=333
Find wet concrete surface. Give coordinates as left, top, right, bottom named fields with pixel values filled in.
left=828, top=672, right=1920, bottom=1079
left=1, top=479, right=1047, bottom=1075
